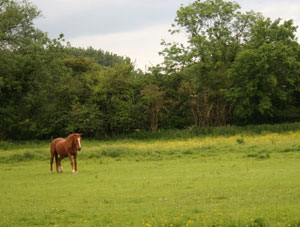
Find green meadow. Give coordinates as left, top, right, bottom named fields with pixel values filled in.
left=1, top=130, right=300, bottom=226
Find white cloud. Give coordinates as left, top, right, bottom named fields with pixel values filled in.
left=238, top=0, right=300, bottom=38
left=32, top=0, right=191, bottom=37
left=69, top=24, right=186, bottom=70
left=32, top=0, right=300, bottom=71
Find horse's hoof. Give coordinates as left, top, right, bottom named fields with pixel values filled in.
left=72, top=169, right=75, bottom=174
left=50, top=171, right=54, bottom=174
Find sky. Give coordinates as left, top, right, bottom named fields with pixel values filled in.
left=30, top=0, right=300, bottom=70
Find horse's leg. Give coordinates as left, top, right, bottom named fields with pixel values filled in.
left=74, top=153, right=78, bottom=173
left=55, top=152, right=59, bottom=173
left=58, top=156, right=63, bottom=173
left=50, top=151, right=54, bottom=173
left=68, top=153, right=75, bottom=173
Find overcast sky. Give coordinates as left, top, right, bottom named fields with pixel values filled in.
left=30, top=0, right=300, bottom=70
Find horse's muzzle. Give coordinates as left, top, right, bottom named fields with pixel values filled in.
left=78, top=147, right=81, bottom=151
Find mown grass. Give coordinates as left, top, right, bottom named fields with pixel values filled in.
left=1, top=126, right=300, bottom=226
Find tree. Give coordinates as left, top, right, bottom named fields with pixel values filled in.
left=92, top=63, right=138, bottom=135
left=0, top=0, right=55, bottom=139
left=159, top=0, right=255, bottom=126
left=140, top=84, right=165, bottom=132
left=226, top=18, right=300, bottom=123
left=0, top=0, right=44, bottom=50
left=64, top=46, right=127, bottom=67
left=160, top=0, right=259, bottom=72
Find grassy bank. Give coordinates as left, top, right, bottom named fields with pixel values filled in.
left=113, top=122, right=300, bottom=140
left=1, top=128, right=300, bottom=163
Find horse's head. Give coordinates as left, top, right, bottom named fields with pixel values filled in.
left=73, top=133, right=82, bottom=151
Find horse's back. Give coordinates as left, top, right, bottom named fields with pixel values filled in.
left=50, top=138, right=65, bottom=153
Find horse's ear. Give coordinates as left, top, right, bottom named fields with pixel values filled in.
left=80, top=133, right=83, bottom=137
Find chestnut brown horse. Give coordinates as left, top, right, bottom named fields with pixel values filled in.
left=50, top=133, right=82, bottom=173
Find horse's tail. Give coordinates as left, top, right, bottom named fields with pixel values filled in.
left=50, top=141, right=55, bottom=173
left=54, top=151, right=58, bottom=163
left=52, top=141, right=58, bottom=159
left=50, top=140, right=58, bottom=173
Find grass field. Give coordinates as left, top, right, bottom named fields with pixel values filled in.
left=1, top=130, right=300, bottom=226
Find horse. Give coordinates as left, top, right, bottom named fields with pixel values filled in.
left=50, top=133, right=82, bottom=174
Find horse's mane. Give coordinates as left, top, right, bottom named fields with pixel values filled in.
left=66, top=134, right=75, bottom=148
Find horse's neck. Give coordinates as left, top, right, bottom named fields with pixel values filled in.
left=66, top=135, right=75, bottom=150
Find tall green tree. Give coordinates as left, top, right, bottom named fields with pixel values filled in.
left=0, top=0, right=56, bottom=139
left=140, top=84, right=165, bottom=132
left=160, top=0, right=259, bottom=71
left=0, top=0, right=44, bottom=50
left=159, top=0, right=259, bottom=126
left=92, top=63, right=138, bottom=135
left=226, top=18, right=300, bottom=123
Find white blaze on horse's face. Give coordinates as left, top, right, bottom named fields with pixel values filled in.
left=77, top=138, right=81, bottom=151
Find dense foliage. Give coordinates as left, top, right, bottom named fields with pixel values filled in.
left=1, top=0, right=300, bottom=139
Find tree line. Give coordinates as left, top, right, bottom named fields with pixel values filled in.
left=1, top=0, right=300, bottom=140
